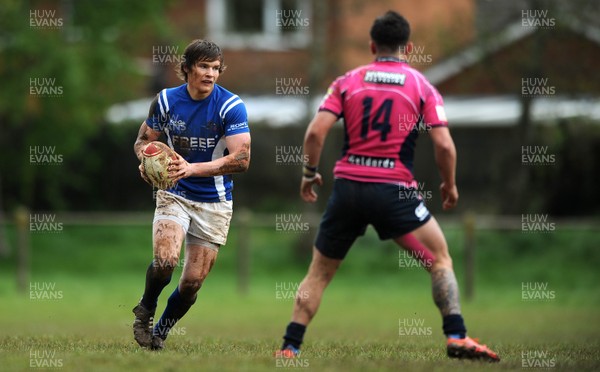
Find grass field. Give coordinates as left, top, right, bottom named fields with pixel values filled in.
left=0, top=222, right=599, bottom=371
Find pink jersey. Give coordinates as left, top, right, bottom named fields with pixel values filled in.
left=319, top=57, right=448, bottom=185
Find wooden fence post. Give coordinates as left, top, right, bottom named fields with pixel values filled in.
left=464, top=212, right=476, bottom=301
left=15, top=206, right=30, bottom=294
left=236, top=208, right=251, bottom=296
left=0, top=175, right=8, bottom=257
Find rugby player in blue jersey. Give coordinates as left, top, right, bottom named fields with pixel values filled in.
left=132, top=40, right=251, bottom=350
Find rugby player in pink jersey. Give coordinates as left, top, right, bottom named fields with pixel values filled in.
left=277, top=11, right=499, bottom=362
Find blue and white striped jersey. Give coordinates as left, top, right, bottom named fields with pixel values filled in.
left=146, top=84, right=249, bottom=202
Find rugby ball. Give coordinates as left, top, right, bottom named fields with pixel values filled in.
left=141, top=142, right=179, bottom=190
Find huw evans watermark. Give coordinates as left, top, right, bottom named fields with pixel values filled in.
left=275, top=9, right=310, bottom=29
left=30, top=146, right=63, bottom=165
left=521, top=9, right=556, bottom=29
left=398, top=113, right=433, bottom=133
left=152, top=252, right=185, bottom=270
left=153, top=319, right=187, bottom=336
left=398, top=318, right=432, bottom=336
left=275, top=282, right=309, bottom=301
left=153, top=189, right=187, bottom=201
left=30, top=214, right=63, bottom=233
left=521, top=77, right=556, bottom=97
left=398, top=249, right=433, bottom=270
left=30, top=282, right=63, bottom=300
left=521, top=214, right=555, bottom=233
left=404, top=45, right=433, bottom=66
left=152, top=45, right=185, bottom=65
left=275, top=78, right=309, bottom=95
left=30, top=350, right=63, bottom=368
left=521, top=282, right=555, bottom=301
left=521, top=146, right=555, bottom=166
left=30, top=9, right=63, bottom=29
left=274, top=350, right=310, bottom=368
left=275, top=214, right=310, bottom=233
left=521, top=350, right=556, bottom=368
left=275, top=146, right=308, bottom=165
left=30, top=77, right=63, bottom=97
left=149, top=113, right=187, bottom=133
left=398, top=182, right=432, bottom=202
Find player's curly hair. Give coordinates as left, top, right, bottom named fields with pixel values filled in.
left=177, top=39, right=227, bottom=82
left=370, top=11, right=410, bottom=53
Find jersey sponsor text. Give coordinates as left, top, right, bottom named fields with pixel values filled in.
left=364, top=70, right=406, bottom=85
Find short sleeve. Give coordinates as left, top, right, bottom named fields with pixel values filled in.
left=421, top=82, right=448, bottom=127
left=146, top=91, right=169, bottom=132
left=318, top=76, right=344, bottom=118
left=223, top=99, right=249, bottom=136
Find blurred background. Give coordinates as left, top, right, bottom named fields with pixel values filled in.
left=0, top=0, right=599, bottom=370
left=0, top=0, right=600, bottom=286
left=2, top=0, right=599, bottom=215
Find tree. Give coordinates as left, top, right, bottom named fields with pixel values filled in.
left=0, top=0, right=173, bottom=210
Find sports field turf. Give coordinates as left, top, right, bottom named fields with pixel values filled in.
left=0, top=223, right=598, bottom=371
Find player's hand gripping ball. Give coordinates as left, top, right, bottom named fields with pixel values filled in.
left=141, top=142, right=179, bottom=190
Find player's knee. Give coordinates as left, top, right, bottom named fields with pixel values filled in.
left=432, top=252, right=452, bottom=270
left=153, top=243, right=179, bottom=272
left=179, top=278, right=202, bottom=298
left=152, top=253, right=179, bottom=275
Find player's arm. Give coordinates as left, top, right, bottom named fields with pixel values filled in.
left=134, top=95, right=163, bottom=161
left=213, top=133, right=251, bottom=175
left=134, top=95, right=163, bottom=183
left=429, top=126, right=458, bottom=210
left=300, top=111, right=338, bottom=203
left=133, top=122, right=162, bottom=185
left=168, top=133, right=251, bottom=181
left=134, top=122, right=162, bottom=161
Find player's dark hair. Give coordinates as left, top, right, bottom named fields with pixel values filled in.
left=177, top=39, right=227, bottom=82
left=370, top=11, right=410, bottom=53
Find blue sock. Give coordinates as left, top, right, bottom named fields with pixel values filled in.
left=153, top=288, right=197, bottom=339
left=282, top=322, right=306, bottom=350
left=443, top=314, right=467, bottom=339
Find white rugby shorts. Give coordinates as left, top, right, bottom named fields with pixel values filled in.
left=153, top=190, right=233, bottom=249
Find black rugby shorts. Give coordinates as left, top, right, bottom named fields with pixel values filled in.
left=315, top=178, right=431, bottom=259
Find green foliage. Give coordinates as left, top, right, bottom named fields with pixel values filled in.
left=0, top=0, right=172, bottom=208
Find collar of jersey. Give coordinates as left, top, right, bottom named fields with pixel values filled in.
left=184, top=83, right=216, bottom=102
left=375, top=56, right=406, bottom=63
